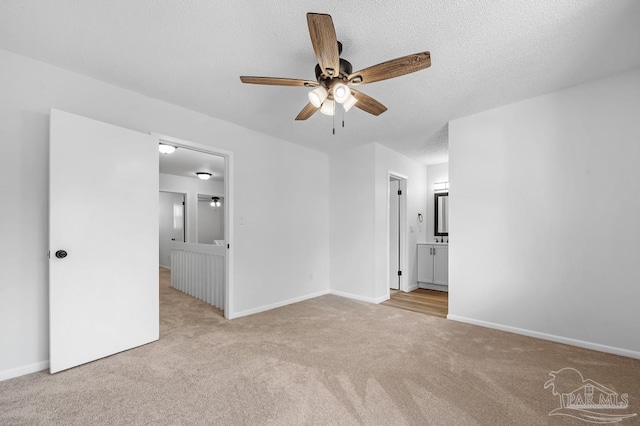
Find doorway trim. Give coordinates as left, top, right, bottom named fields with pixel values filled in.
left=152, top=133, right=235, bottom=319
left=387, top=171, right=408, bottom=300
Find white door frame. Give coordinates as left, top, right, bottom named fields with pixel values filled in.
left=152, top=133, right=235, bottom=319
left=387, top=171, right=408, bottom=299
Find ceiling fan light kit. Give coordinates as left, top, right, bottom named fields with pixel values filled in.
left=308, top=86, right=328, bottom=108
left=240, top=12, right=431, bottom=123
left=332, top=82, right=350, bottom=104
left=320, top=99, right=335, bottom=116
left=343, top=94, right=358, bottom=112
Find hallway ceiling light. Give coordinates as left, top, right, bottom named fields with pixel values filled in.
left=434, top=181, right=449, bottom=191
left=210, top=197, right=221, bottom=207
left=158, top=143, right=176, bottom=154
left=196, top=172, right=212, bottom=180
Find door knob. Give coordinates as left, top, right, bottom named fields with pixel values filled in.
left=55, top=250, right=68, bottom=259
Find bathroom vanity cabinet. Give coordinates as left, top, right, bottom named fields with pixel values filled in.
left=417, top=243, right=448, bottom=291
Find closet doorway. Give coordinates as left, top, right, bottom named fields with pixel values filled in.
left=159, top=192, right=185, bottom=268
left=388, top=173, right=407, bottom=293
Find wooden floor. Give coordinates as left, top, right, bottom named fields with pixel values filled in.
left=381, top=288, right=448, bottom=318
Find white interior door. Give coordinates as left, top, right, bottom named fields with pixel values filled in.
left=49, top=109, right=159, bottom=373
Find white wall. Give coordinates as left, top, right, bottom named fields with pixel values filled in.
left=329, top=144, right=376, bottom=301
left=330, top=143, right=428, bottom=302
left=448, top=68, right=640, bottom=358
left=426, top=163, right=449, bottom=242
left=0, top=48, right=330, bottom=380
left=159, top=173, right=223, bottom=244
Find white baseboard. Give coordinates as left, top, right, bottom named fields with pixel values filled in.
left=418, top=282, right=448, bottom=292
left=447, top=314, right=640, bottom=360
left=329, top=289, right=388, bottom=304
left=405, top=284, right=419, bottom=292
left=0, top=360, right=49, bottom=382
left=229, top=289, right=331, bottom=319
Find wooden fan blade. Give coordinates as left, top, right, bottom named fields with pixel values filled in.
left=240, top=76, right=318, bottom=87
left=307, top=13, right=340, bottom=77
left=348, top=52, right=431, bottom=85
left=351, top=89, right=387, bottom=116
left=295, top=102, right=319, bottom=120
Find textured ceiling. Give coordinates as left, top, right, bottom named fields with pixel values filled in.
left=1, top=1, right=639, bottom=164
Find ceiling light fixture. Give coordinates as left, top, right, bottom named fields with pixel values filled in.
left=434, top=181, right=449, bottom=192
left=158, top=143, right=176, bottom=154
left=196, top=172, right=212, bottom=180
left=343, top=94, right=358, bottom=112
left=320, top=99, right=335, bottom=116
left=332, top=83, right=350, bottom=104
left=210, top=197, right=221, bottom=207
left=308, top=86, right=328, bottom=108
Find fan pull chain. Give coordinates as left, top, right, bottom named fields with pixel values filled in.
left=342, top=107, right=345, bottom=128
left=332, top=103, right=336, bottom=135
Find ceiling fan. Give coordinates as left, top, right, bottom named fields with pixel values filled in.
left=240, top=13, right=431, bottom=121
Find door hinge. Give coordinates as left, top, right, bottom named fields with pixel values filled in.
left=397, top=270, right=402, bottom=276
left=227, top=244, right=230, bottom=249
left=398, top=189, right=402, bottom=195
left=47, top=250, right=50, bottom=258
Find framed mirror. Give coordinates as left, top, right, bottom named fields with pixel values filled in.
left=434, top=192, right=448, bottom=236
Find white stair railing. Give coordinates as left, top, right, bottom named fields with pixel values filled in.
left=170, top=242, right=225, bottom=311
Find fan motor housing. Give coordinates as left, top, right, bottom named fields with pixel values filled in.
left=315, top=58, right=353, bottom=81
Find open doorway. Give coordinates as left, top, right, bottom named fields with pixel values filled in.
left=388, top=174, right=407, bottom=293
left=157, top=134, right=233, bottom=319
left=197, top=194, right=224, bottom=245
left=159, top=192, right=185, bottom=268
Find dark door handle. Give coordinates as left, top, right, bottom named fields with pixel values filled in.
left=55, top=250, right=67, bottom=259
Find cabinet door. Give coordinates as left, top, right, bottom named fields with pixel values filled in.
left=417, top=245, right=434, bottom=283
left=433, top=246, right=449, bottom=285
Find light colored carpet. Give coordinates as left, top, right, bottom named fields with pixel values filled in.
left=1, top=269, right=639, bottom=425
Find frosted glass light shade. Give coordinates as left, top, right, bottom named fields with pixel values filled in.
left=333, top=83, right=350, bottom=104
left=196, top=172, right=212, bottom=180
left=158, top=144, right=176, bottom=154
left=308, top=86, right=328, bottom=108
left=343, top=94, right=358, bottom=112
left=434, top=181, right=449, bottom=191
left=320, top=99, right=335, bottom=116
